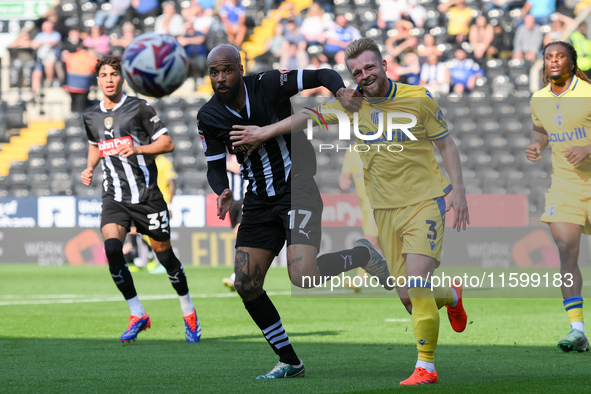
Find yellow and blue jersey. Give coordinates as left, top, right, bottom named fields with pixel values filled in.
left=318, top=80, right=451, bottom=209
left=531, top=75, right=591, bottom=190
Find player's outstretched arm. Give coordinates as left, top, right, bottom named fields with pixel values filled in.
left=230, top=88, right=361, bottom=155
left=526, top=125, right=548, bottom=162
left=116, top=134, right=174, bottom=158
left=81, top=144, right=99, bottom=186
left=433, top=135, right=470, bottom=231
left=230, top=112, right=309, bottom=155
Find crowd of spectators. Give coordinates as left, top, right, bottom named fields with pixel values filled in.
left=6, top=0, right=591, bottom=106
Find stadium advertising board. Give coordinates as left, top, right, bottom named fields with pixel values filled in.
left=0, top=197, right=36, bottom=228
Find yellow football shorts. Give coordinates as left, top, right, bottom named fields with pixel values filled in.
left=374, top=196, right=446, bottom=281
left=541, top=188, right=591, bottom=234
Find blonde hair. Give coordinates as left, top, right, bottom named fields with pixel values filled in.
left=345, top=38, right=382, bottom=67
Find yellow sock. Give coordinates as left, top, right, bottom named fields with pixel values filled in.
left=433, top=286, right=454, bottom=310
left=408, top=279, right=439, bottom=363
left=564, top=296, right=584, bottom=332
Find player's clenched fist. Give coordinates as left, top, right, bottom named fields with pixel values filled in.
left=526, top=143, right=542, bottom=162
left=81, top=167, right=93, bottom=186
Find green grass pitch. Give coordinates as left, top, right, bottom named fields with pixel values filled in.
left=0, top=265, right=588, bottom=393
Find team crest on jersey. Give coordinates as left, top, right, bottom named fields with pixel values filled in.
left=546, top=205, right=556, bottom=217
left=370, top=109, right=382, bottom=125
left=104, top=116, right=113, bottom=130
left=554, top=114, right=563, bottom=127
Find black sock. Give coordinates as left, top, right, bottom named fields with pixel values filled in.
left=155, top=248, right=189, bottom=296
left=316, top=246, right=369, bottom=277
left=105, top=238, right=137, bottom=300
left=243, top=291, right=299, bottom=365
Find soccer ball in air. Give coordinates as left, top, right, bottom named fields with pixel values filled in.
left=121, top=33, right=189, bottom=98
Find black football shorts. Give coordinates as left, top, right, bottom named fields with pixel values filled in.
left=236, top=178, right=323, bottom=255
left=100, top=196, right=171, bottom=242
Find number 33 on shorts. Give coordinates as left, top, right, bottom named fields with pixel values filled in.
left=148, top=210, right=170, bottom=234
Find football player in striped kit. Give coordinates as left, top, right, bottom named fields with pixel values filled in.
left=81, top=55, right=201, bottom=343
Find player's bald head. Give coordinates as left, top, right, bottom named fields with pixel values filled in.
left=207, top=45, right=241, bottom=67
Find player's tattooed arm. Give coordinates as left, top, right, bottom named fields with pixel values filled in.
left=526, top=125, right=549, bottom=162
left=234, top=250, right=265, bottom=300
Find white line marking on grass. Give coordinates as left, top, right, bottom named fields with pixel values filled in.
left=0, top=291, right=293, bottom=306
left=385, top=318, right=411, bottom=323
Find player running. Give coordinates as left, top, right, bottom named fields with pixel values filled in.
left=230, top=37, right=470, bottom=385
left=80, top=55, right=201, bottom=343
left=526, top=41, right=591, bottom=353
left=197, top=44, right=393, bottom=379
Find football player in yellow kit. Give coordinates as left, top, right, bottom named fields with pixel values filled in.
left=229, top=38, right=470, bottom=385
left=527, top=41, right=591, bottom=353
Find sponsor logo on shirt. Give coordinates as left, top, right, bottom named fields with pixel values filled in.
left=150, top=115, right=160, bottom=123
left=548, top=127, right=587, bottom=142
left=98, top=136, right=133, bottom=157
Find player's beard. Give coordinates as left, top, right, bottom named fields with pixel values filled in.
left=215, top=80, right=241, bottom=106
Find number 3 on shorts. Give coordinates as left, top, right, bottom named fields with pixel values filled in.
left=148, top=210, right=170, bottom=232
left=425, top=220, right=437, bottom=240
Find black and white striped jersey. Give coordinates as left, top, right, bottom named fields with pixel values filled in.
left=197, top=70, right=317, bottom=198
left=83, top=95, right=167, bottom=204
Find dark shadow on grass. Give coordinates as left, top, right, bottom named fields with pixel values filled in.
left=0, top=338, right=588, bottom=393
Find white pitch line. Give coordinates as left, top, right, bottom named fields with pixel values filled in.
left=0, top=291, right=293, bottom=306
left=384, top=318, right=411, bottom=322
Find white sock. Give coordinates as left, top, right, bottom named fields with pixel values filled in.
left=126, top=296, right=146, bottom=317
left=571, top=321, right=585, bottom=334
left=450, top=287, right=458, bottom=307
left=180, top=293, right=195, bottom=316
left=415, top=360, right=435, bottom=373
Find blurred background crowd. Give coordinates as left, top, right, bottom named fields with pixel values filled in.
left=5, top=0, right=591, bottom=103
